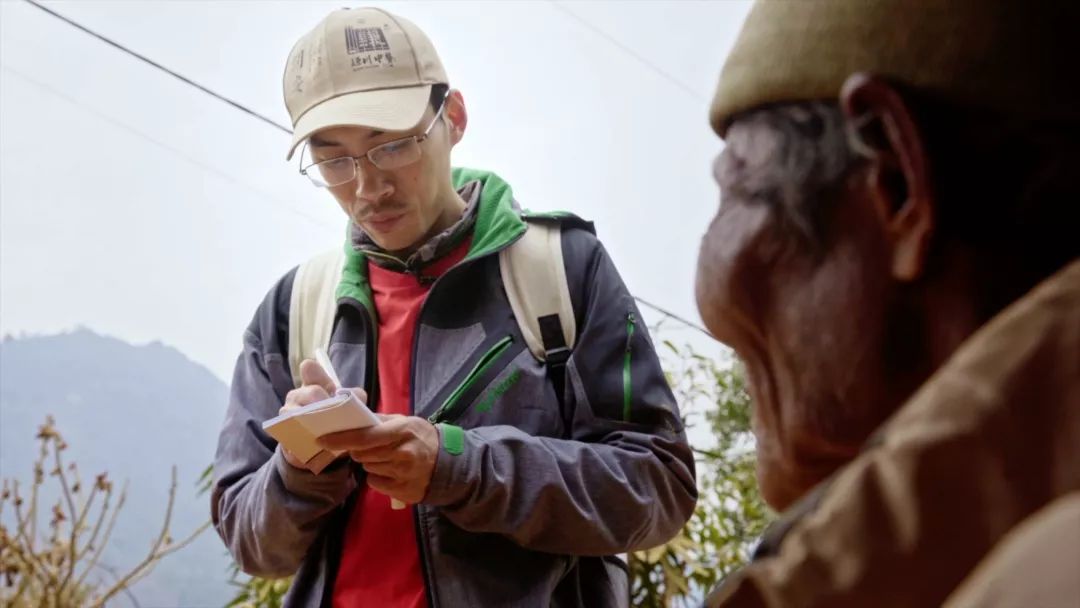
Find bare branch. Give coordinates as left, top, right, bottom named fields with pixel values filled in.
left=76, top=479, right=127, bottom=590
left=11, top=482, right=50, bottom=582
left=28, top=441, right=48, bottom=553
left=4, top=537, right=41, bottom=600
left=121, top=520, right=211, bottom=595
left=54, top=442, right=81, bottom=599
left=89, top=468, right=195, bottom=608
left=91, top=561, right=145, bottom=608
left=2, top=419, right=204, bottom=607
left=72, top=485, right=102, bottom=562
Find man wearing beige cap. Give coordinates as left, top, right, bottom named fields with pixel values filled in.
left=694, top=0, right=1080, bottom=606
left=210, top=7, right=696, bottom=608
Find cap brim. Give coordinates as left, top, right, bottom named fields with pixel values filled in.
left=285, top=84, right=433, bottom=160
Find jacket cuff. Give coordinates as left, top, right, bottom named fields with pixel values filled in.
left=272, top=446, right=352, bottom=496
left=423, top=423, right=473, bottom=507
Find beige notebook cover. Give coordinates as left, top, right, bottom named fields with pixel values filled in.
left=262, top=390, right=379, bottom=473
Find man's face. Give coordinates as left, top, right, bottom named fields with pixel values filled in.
left=694, top=114, right=920, bottom=509
left=307, top=98, right=457, bottom=253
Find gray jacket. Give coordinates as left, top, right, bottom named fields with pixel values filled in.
left=211, top=168, right=697, bottom=607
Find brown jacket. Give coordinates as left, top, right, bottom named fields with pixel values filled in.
left=707, top=259, right=1080, bottom=607
left=944, top=491, right=1080, bottom=607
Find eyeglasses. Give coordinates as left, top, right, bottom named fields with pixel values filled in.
left=299, top=91, right=449, bottom=189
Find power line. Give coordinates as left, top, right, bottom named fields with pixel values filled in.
left=17, top=0, right=713, bottom=338
left=546, top=1, right=706, bottom=102
left=635, top=297, right=712, bottom=339
left=0, top=63, right=333, bottom=231
left=22, top=0, right=292, bottom=135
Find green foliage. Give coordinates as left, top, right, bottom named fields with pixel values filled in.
left=629, top=341, right=772, bottom=607
left=225, top=570, right=291, bottom=608
left=219, top=341, right=771, bottom=607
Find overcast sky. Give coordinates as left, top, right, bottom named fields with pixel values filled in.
left=0, top=0, right=752, bottom=382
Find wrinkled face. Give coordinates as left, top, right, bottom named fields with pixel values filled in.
left=307, top=93, right=463, bottom=253
left=694, top=110, right=920, bottom=509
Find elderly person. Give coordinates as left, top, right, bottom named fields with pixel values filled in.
left=695, top=1, right=1079, bottom=606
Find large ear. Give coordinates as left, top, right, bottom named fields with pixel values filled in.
left=841, top=73, right=935, bottom=282
left=443, top=89, right=468, bottom=147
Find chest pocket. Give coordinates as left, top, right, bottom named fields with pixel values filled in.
left=429, top=344, right=566, bottom=439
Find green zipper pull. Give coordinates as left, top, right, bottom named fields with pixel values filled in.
left=429, top=336, right=514, bottom=424
left=623, top=313, right=636, bottom=422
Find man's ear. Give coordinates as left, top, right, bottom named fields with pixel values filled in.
left=443, top=89, right=468, bottom=146
left=841, top=73, right=935, bottom=282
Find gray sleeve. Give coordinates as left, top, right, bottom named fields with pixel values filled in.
left=423, top=234, right=697, bottom=555
left=210, top=278, right=356, bottom=578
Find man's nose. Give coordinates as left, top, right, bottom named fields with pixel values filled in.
left=355, top=162, right=394, bottom=202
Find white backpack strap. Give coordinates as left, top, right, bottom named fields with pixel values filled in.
left=288, top=248, right=347, bottom=388
left=499, top=222, right=576, bottom=362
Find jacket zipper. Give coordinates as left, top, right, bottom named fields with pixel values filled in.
left=406, top=229, right=526, bottom=608
left=427, top=335, right=513, bottom=424
left=623, top=312, right=636, bottom=422
left=322, top=298, right=378, bottom=605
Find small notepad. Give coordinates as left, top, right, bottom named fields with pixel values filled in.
left=262, top=348, right=379, bottom=473
left=261, top=349, right=407, bottom=510
left=262, top=388, right=379, bottom=468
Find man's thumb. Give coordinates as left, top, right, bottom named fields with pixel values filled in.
left=299, top=359, right=337, bottom=395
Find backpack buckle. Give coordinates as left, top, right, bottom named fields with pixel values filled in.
left=544, top=346, right=571, bottom=367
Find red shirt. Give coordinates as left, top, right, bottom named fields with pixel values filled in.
left=332, top=238, right=471, bottom=608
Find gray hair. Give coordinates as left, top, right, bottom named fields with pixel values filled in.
left=718, top=97, right=1079, bottom=276
left=716, top=102, right=862, bottom=249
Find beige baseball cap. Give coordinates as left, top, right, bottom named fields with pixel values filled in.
left=282, top=7, right=448, bottom=160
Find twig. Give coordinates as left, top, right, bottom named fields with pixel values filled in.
left=3, top=419, right=208, bottom=606
left=11, top=482, right=50, bottom=581
left=5, top=541, right=40, bottom=602
left=121, top=520, right=211, bottom=593
left=72, top=485, right=102, bottom=562
left=692, top=447, right=725, bottom=460
left=92, top=561, right=144, bottom=608
left=76, top=480, right=127, bottom=589
left=54, top=444, right=80, bottom=599
left=11, top=573, right=32, bottom=605
left=28, top=441, right=47, bottom=553
left=89, top=467, right=184, bottom=607
left=73, top=488, right=108, bottom=595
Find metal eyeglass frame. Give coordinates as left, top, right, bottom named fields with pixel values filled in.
left=299, top=89, right=450, bottom=188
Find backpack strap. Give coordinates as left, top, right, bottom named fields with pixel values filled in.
left=499, top=221, right=576, bottom=413
left=288, top=248, right=346, bottom=388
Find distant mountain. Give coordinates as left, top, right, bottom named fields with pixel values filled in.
left=0, top=329, right=234, bottom=607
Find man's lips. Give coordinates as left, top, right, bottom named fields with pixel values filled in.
left=364, top=212, right=406, bottom=232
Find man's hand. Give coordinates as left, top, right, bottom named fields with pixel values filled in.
left=318, top=415, right=440, bottom=505
left=279, top=359, right=367, bottom=472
